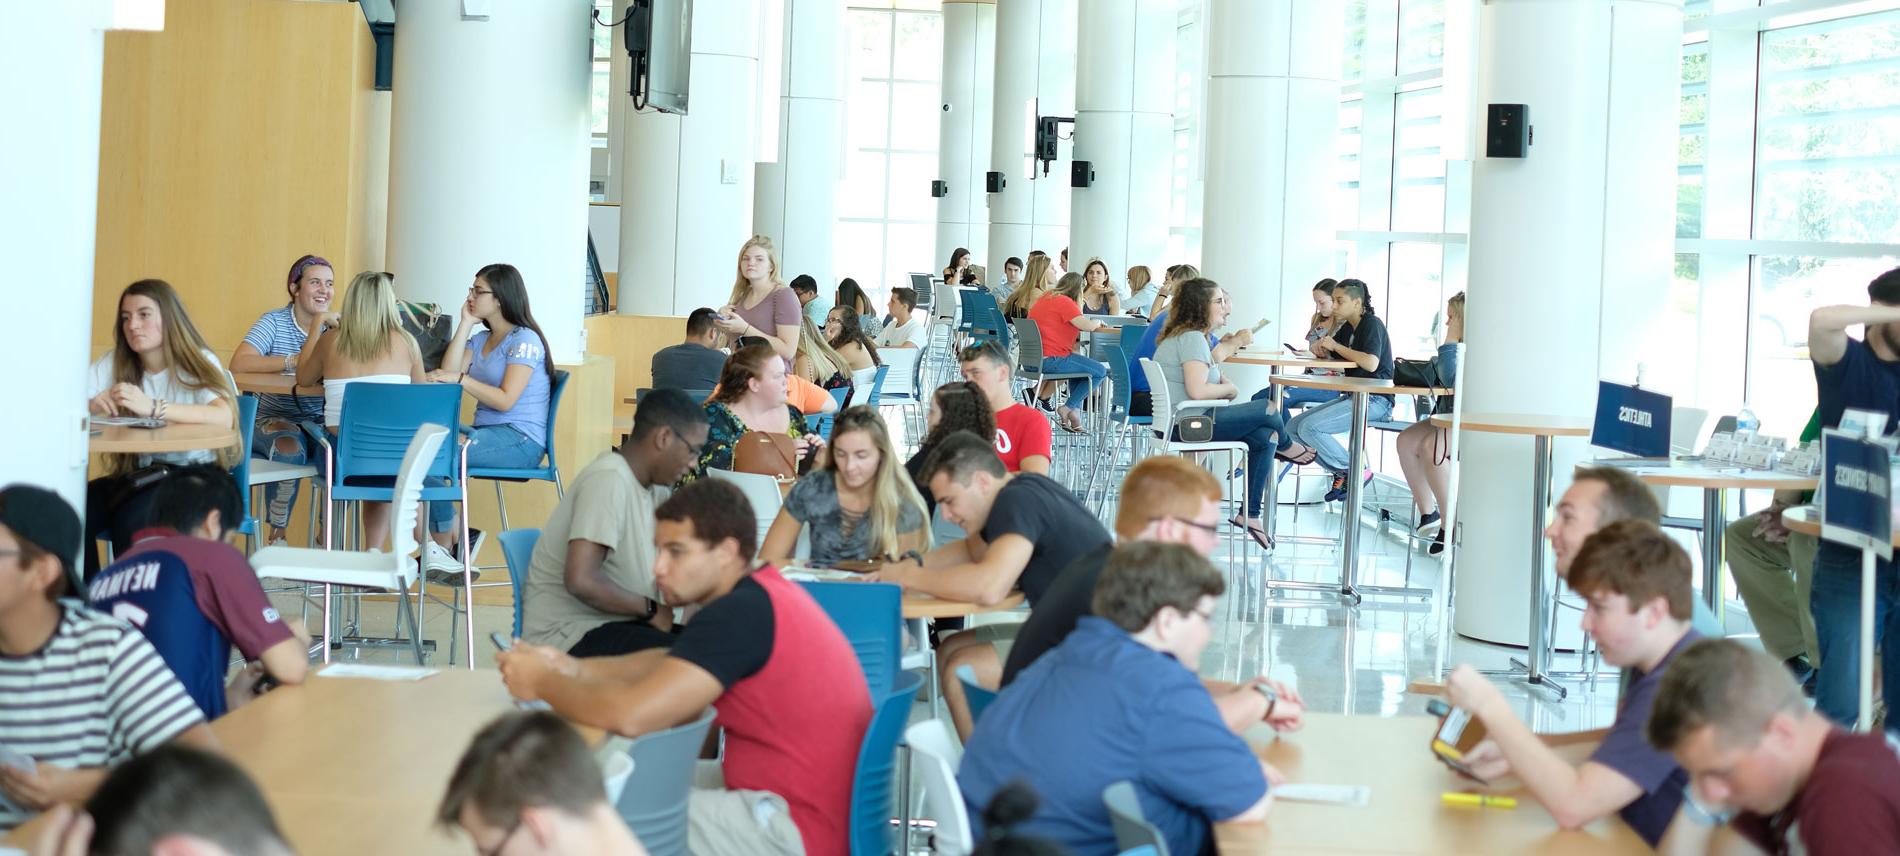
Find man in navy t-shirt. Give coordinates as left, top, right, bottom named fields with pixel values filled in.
left=88, top=467, right=306, bottom=719
left=960, top=542, right=1279, bottom=856
left=1805, top=266, right=1900, bottom=727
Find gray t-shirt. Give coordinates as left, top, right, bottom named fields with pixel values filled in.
left=521, top=451, right=668, bottom=650
left=1153, top=331, right=1220, bottom=416
left=784, top=471, right=926, bottom=566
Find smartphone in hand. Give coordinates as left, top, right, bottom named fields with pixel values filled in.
left=489, top=632, right=513, bottom=652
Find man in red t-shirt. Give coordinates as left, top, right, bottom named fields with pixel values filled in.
left=959, top=340, right=1051, bottom=475
left=1647, top=638, right=1900, bottom=855
left=499, top=479, right=871, bottom=856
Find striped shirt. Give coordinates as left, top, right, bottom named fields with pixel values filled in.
left=0, top=602, right=205, bottom=831
left=241, top=306, right=324, bottom=421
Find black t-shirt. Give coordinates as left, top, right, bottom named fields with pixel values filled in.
left=1814, top=338, right=1900, bottom=571
left=667, top=576, right=774, bottom=687
left=999, top=542, right=1112, bottom=686
left=979, top=474, right=1111, bottom=605
left=905, top=444, right=936, bottom=516
left=1337, top=314, right=1395, bottom=403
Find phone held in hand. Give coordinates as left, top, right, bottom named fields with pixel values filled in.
left=490, top=632, right=513, bottom=652
left=1425, top=698, right=1490, bottom=783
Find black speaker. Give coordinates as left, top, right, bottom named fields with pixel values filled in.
left=1070, top=160, right=1095, bottom=188
left=930, top=180, right=948, bottom=198
left=1487, top=104, right=1529, bottom=158
left=1037, top=116, right=1062, bottom=162
left=985, top=170, right=1006, bottom=193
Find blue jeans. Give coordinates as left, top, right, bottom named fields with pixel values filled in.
left=1810, top=544, right=1900, bottom=730
left=1041, top=354, right=1107, bottom=410
left=430, top=425, right=546, bottom=532
left=251, top=417, right=320, bottom=530
left=1204, top=399, right=1290, bottom=518
left=1262, top=386, right=1343, bottom=423
left=1287, top=394, right=1392, bottom=474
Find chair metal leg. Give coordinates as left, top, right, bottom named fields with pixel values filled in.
left=493, top=480, right=510, bottom=531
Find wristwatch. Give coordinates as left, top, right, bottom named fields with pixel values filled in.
left=1250, top=682, right=1278, bottom=719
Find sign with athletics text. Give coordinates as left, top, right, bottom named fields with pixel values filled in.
left=1591, top=381, right=1672, bottom=459
left=1821, top=430, right=1893, bottom=560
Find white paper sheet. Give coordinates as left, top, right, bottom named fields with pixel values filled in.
left=1273, top=783, right=1372, bottom=807
left=316, top=663, right=438, bottom=681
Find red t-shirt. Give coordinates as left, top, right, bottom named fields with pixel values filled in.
left=993, top=404, right=1053, bottom=472
left=1731, top=729, right=1900, bottom=854
left=1028, top=294, right=1084, bottom=358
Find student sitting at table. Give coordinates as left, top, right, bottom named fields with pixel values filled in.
left=1444, top=520, right=1700, bottom=846
left=791, top=273, right=832, bottom=329
left=85, top=279, right=239, bottom=579
left=905, top=381, right=997, bottom=518
left=650, top=308, right=728, bottom=393
left=960, top=542, right=1283, bottom=856
left=0, top=486, right=213, bottom=834
left=87, top=466, right=308, bottom=720
left=823, top=306, right=881, bottom=373
left=873, top=286, right=930, bottom=350
left=957, top=341, right=1051, bottom=476
left=1028, top=272, right=1110, bottom=433
left=438, top=711, right=651, bottom=856
left=1122, top=265, right=1158, bottom=316
left=1128, top=264, right=1222, bottom=418
left=836, top=276, right=882, bottom=337
left=1393, top=290, right=1464, bottom=554
left=794, top=314, right=855, bottom=393
left=1645, top=638, right=1900, bottom=855
left=689, top=344, right=824, bottom=482
left=868, top=432, right=1111, bottom=739
left=1287, top=279, right=1393, bottom=502
left=1722, top=411, right=1823, bottom=694
left=296, top=271, right=427, bottom=553
left=760, top=406, right=930, bottom=568
left=989, top=256, right=1024, bottom=310
left=1000, top=255, right=1055, bottom=320
left=521, top=389, right=706, bottom=658
left=497, top=479, right=871, bottom=856
left=227, top=254, right=334, bottom=546
left=27, top=745, right=294, bottom=856
left=1078, top=258, right=1120, bottom=316
left=1266, top=277, right=1345, bottom=421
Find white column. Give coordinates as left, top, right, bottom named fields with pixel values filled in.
left=0, top=0, right=143, bottom=508
left=620, top=0, right=761, bottom=316
left=936, top=0, right=997, bottom=271
left=386, top=0, right=591, bottom=363
left=1455, top=0, right=1681, bottom=645
left=1201, top=0, right=1339, bottom=340
left=755, top=0, right=844, bottom=289
left=986, top=0, right=1076, bottom=265
left=1069, top=0, right=1173, bottom=280
left=606, top=0, right=632, bottom=204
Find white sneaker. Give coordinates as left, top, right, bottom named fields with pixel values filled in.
left=422, top=540, right=480, bottom=585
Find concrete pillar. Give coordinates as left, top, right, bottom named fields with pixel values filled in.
left=386, top=0, right=592, bottom=362
left=1201, top=0, right=1339, bottom=339
left=606, top=0, right=632, bottom=203
left=936, top=0, right=997, bottom=272
left=619, top=0, right=761, bottom=316
left=1454, top=0, right=1681, bottom=645
left=986, top=0, right=1076, bottom=265
left=1069, top=0, right=1173, bottom=280
left=756, top=0, right=844, bottom=290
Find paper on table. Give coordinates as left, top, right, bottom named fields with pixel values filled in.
left=1273, top=783, right=1371, bottom=807
left=92, top=416, right=166, bottom=428
left=317, top=663, right=438, bottom=681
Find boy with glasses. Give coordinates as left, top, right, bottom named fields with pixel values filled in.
left=439, top=711, right=649, bottom=855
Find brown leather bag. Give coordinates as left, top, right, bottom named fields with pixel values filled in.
left=731, top=430, right=799, bottom=479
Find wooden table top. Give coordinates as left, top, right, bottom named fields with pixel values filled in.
left=903, top=590, right=1026, bottom=619
left=1228, top=350, right=1355, bottom=370
left=233, top=371, right=323, bottom=397
left=1429, top=413, right=1593, bottom=437
left=1216, top=713, right=1647, bottom=855
left=89, top=421, right=240, bottom=454
left=1619, top=462, right=1819, bottom=491
left=1, top=667, right=601, bottom=855
left=1782, top=504, right=1900, bottom=547
left=1271, top=374, right=1451, bottom=397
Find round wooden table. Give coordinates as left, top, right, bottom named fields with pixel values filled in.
left=902, top=590, right=1025, bottom=619
left=233, top=371, right=323, bottom=397
left=1625, top=463, right=1818, bottom=621
left=90, top=421, right=240, bottom=454
left=1267, top=375, right=1450, bottom=604
left=1430, top=413, right=1592, bottom=698
left=1225, top=349, right=1354, bottom=371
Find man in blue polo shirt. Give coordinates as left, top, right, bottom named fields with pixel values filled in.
left=959, top=542, right=1280, bottom=856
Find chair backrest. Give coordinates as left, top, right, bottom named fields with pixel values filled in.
left=1011, top=317, right=1045, bottom=374
left=1102, top=781, right=1171, bottom=856
left=1117, top=322, right=1149, bottom=358
left=233, top=394, right=258, bottom=529
left=799, top=580, right=903, bottom=693
left=933, top=281, right=961, bottom=323
left=336, top=382, right=461, bottom=481
left=1138, top=359, right=1175, bottom=437
left=880, top=349, right=920, bottom=398
left=705, top=468, right=784, bottom=552
left=828, top=385, right=852, bottom=408
left=903, top=720, right=971, bottom=856
left=497, top=528, right=540, bottom=638
left=851, top=670, right=925, bottom=856
left=614, top=707, right=717, bottom=856
left=866, top=364, right=891, bottom=408
left=1119, top=847, right=1161, bottom=856
left=1671, top=405, right=1710, bottom=455
left=1101, top=343, right=1132, bottom=424
left=542, top=369, right=570, bottom=468
left=849, top=365, right=878, bottom=392
left=1712, top=414, right=1738, bottom=435
left=954, top=664, right=997, bottom=724
left=387, top=424, right=451, bottom=567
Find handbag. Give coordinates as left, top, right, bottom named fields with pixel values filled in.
left=732, top=431, right=800, bottom=479
left=1394, top=357, right=1454, bottom=417
left=1177, top=413, right=1215, bottom=443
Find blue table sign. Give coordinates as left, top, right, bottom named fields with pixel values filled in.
left=1821, top=430, right=1893, bottom=561
left=1591, top=381, right=1672, bottom=459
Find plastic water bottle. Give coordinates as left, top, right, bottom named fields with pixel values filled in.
left=1735, top=404, right=1760, bottom=443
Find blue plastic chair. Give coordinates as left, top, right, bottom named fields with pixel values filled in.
left=850, top=670, right=924, bottom=856
left=864, top=364, right=892, bottom=409
left=954, top=664, right=997, bottom=724
left=231, top=394, right=260, bottom=543
left=308, top=383, right=464, bottom=542
left=614, top=708, right=717, bottom=856
left=799, top=580, right=903, bottom=694
left=469, top=369, right=570, bottom=533
left=496, top=528, right=540, bottom=639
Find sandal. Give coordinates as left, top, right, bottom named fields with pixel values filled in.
left=1229, top=516, right=1274, bottom=550
left=1275, top=443, right=1318, bottom=465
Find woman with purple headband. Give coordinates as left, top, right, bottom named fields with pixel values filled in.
left=228, top=254, right=334, bottom=545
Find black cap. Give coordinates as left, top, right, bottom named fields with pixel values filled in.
left=0, top=485, right=82, bottom=581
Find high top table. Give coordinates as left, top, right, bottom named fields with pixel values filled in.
left=1625, top=463, right=1817, bottom=623
left=1431, top=413, right=1593, bottom=699
left=233, top=370, right=324, bottom=398
left=89, top=421, right=239, bottom=455
left=1269, top=375, right=1449, bottom=604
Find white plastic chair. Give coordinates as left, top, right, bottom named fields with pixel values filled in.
left=903, top=720, right=972, bottom=856
left=706, top=468, right=795, bottom=555
left=250, top=423, right=447, bottom=665
left=1139, top=358, right=1249, bottom=558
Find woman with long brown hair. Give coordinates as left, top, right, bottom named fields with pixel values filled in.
left=85, top=279, right=239, bottom=574
left=690, top=343, right=824, bottom=481
left=1078, top=258, right=1121, bottom=316
left=759, top=406, right=930, bottom=568
left=824, top=305, right=880, bottom=372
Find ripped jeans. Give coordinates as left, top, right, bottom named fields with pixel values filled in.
left=252, top=415, right=321, bottom=531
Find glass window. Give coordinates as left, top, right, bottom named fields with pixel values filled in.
left=886, top=153, right=938, bottom=222
left=1392, top=87, right=1445, bottom=231
left=1343, top=0, right=1370, bottom=82
left=839, top=151, right=888, bottom=220
left=1750, top=255, right=1900, bottom=438
left=1754, top=10, right=1900, bottom=244
left=1386, top=242, right=1445, bottom=359
left=1337, top=99, right=1363, bottom=231
left=891, top=10, right=943, bottom=81
left=1678, top=42, right=1708, bottom=239
left=889, top=82, right=942, bottom=151
left=837, top=3, right=943, bottom=299
left=1645, top=254, right=1707, bottom=407
left=1398, top=0, right=1447, bottom=75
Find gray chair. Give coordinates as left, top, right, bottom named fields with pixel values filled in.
left=1010, top=317, right=1089, bottom=402
left=614, top=708, right=718, bottom=856
left=1102, top=781, right=1170, bottom=856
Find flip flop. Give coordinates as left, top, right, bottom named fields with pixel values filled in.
left=1229, top=516, right=1274, bottom=550
left=1275, top=444, right=1318, bottom=465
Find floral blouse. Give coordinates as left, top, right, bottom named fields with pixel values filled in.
left=687, top=401, right=810, bottom=484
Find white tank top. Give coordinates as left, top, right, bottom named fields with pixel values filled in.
left=323, top=375, right=412, bottom=428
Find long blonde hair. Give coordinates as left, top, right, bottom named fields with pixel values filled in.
left=1003, top=255, right=1053, bottom=317
left=334, top=271, right=415, bottom=364
left=105, top=280, right=239, bottom=471
left=727, top=235, right=785, bottom=307
left=824, top=407, right=932, bottom=558
left=797, top=315, right=852, bottom=381
left=1051, top=271, right=1087, bottom=302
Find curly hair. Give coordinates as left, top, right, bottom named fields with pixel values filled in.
left=920, top=381, right=997, bottom=453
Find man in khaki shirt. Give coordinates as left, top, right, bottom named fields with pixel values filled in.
left=519, top=389, right=709, bottom=656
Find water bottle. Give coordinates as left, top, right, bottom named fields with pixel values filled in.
left=1735, top=404, right=1760, bottom=443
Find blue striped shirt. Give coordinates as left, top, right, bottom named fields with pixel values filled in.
left=241, top=306, right=323, bottom=420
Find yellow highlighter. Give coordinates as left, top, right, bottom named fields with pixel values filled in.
left=1441, top=792, right=1517, bottom=809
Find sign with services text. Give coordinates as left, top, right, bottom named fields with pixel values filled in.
left=1591, top=381, right=1673, bottom=459
left=1821, top=430, right=1893, bottom=560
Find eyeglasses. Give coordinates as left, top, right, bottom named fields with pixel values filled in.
left=468, top=286, right=494, bottom=297
left=668, top=426, right=707, bottom=459
left=1153, top=516, right=1221, bottom=536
